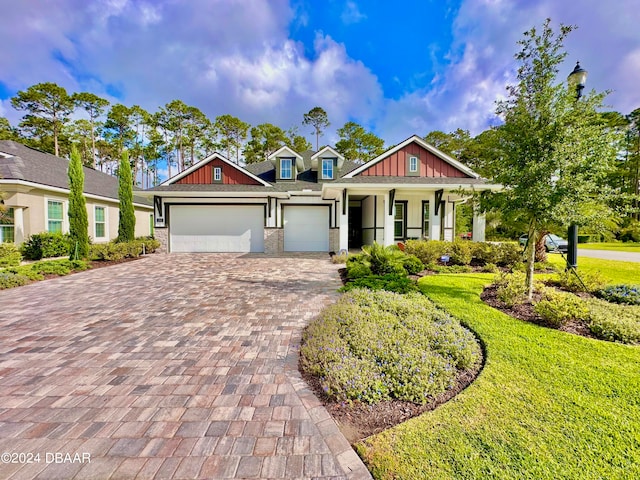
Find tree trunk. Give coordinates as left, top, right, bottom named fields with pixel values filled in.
left=535, top=233, right=548, bottom=263
left=525, top=223, right=537, bottom=301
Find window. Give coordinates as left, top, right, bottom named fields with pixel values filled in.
left=213, top=167, right=222, bottom=182
left=0, top=207, right=14, bottom=243
left=95, top=206, right=106, bottom=239
left=47, top=200, right=64, bottom=233
left=280, top=158, right=292, bottom=179
left=394, top=202, right=406, bottom=239
left=321, top=158, right=334, bottom=179
left=422, top=201, right=430, bottom=238
left=409, top=156, right=418, bottom=172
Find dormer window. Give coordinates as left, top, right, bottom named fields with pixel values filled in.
left=409, top=156, right=418, bottom=172
left=321, top=158, right=334, bottom=180
left=213, top=167, right=222, bottom=182
left=280, top=158, right=293, bottom=179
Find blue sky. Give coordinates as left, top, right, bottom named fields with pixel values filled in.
left=1, top=0, right=639, bottom=147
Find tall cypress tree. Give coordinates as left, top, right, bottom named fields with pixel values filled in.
left=118, top=150, right=136, bottom=242
left=68, top=145, right=90, bottom=259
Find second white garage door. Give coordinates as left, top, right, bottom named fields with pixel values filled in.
left=170, top=205, right=264, bottom=252
left=284, top=206, right=330, bottom=252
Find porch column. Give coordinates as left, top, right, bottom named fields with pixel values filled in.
left=472, top=208, right=486, bottom=242
left=13, top=207, right=25, bottom=244
left=339, top=189, right=349, bottom=252
left=383, top=191, right=394, bottom=246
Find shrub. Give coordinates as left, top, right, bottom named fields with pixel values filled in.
left=20, top=232, right=71, bottom=260
left=89, top=240, right=147, bottom=261
left=0, top=243, right=22, bottom=267
left=361, top=242, right=406, bottom=275
left=0, top=272, right=30, bottom=289
left=494, top=242, right=523, bottom=267
left=340, top=274, right=418, bottom=294
left=534, top=288, right=589, bottom=328
left=402, top=255, right=424, bottom=274
left=471, top=242, right=494, bottom=265
left=586, top=299, right=640, bottom=344
left=300, top=289, right=481, bottom=404
left=346, top=257, right=372, bottom=279
left=482, top=262, right=499, bottom=273
left=494, top=271, right=527, bottom=307
left=618, top=221, right=640, bottom=243
left=596, top=284, right=640, bottom=306
left=405, top=240, right=447, bottom=265
left=136, top=236, right=160, bottom=253
left=551, top=269, right=606, bottom=293
left=331, top=252, right=348, bottom=264
left=28, top=259, right=89, bottom=276
left=448, top=239, right=473, bottom=265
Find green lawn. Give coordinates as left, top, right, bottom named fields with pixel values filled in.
left=357, top=272, right=640, bottom=480
left=546, top=254, right=640, bottom=284
left=578, top=242, right=640, bottom=252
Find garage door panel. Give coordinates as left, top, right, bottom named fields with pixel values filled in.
left=170, top=205, right=264, bottom=253
left=284, top=206, right=329, bottom=252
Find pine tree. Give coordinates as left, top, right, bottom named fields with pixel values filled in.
left=117, top=150, right=136, bottom=242
left=68, top=146, right=89, bottom=259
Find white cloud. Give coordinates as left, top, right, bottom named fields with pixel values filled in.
left=341, top=1, right=366, bottom=25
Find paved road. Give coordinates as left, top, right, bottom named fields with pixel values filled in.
left=0, top=254, right=371, bottom=480
left=577, top=249, right=640, bottom=263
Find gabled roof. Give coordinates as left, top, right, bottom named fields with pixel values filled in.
left=343, top=134, right=479, bottom=179
left=311, top=146, right=344, bottom=161
left=268, top=145, right=305, bottom=171
left=161, top=152, right=272, bottom=187
left=0, top=140, right=151, bottom=206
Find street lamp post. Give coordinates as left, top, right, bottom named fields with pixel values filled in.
left=566, top=61, right=588, bottom=270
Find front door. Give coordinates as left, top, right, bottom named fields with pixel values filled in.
left=348, top=206, right=362, bottom=249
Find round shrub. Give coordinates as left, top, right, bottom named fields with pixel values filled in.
left=448, top=239, right=473, bottom=265
left=0, top=243, right=22, bottom=267
left=402, top=255, right=424, bottom=274
left=300, top=289, right=481, bottom=405
left=534, top=288, right=589, bottom=328
left=494, top=271, right=528, bottom=307
left=404, top=240, right=447, bottom=265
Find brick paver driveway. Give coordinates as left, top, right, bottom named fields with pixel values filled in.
left=0, top=254, right=371, bottom=480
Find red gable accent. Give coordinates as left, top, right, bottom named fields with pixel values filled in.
left=359, top=143, right=471, bottom=178
left=176, top=159, right=262, bottom=185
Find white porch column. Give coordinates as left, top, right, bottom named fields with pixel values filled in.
left=339, top=190, right=349, bottom=252
left=472, top=209, right=486, bottom=242
left=383, top=191, right=394, bottom=246
left=13, top=207, right=25, bottom=244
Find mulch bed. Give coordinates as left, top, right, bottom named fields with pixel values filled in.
left=480, top=284, right=597, bottom=339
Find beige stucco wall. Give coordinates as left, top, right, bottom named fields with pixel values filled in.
left=2, top=185, right=152, bottom=244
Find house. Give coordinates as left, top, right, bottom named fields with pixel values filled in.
left=0, top=140, right=154, bottom=244
left=145, top=135, right=500, bottom=254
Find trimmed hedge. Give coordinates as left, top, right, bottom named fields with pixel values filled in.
left=20, top=232, right=72, bottom=260
left=89, top=238, right=160, bottom=261
left=405, top=239, right=522, bottom=268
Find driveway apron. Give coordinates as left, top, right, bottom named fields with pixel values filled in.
left=0, top=254, right=371, bottom=480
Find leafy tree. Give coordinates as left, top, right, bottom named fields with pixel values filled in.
left=184, top=106, right=213, bottom=168
left=424, top=129, right=471, bottom=159
left=66, top=119, right=93, bottom=166
left=73, top=92, right=110, bottom=168
left=286, top=126, right=312, bottom=152
left=303, top=106, right=330, bottom=150
left=213, top=114, right=250, bottom=164
left=67, top=146, right=89, bottom=259
left=483, top=19, right=621, bottom=298
left=117, top=150, right=136, bottom=242
left=11, top=82, right=74, bottom=156
left=103, top=104, right=135, bottom=155
left=335, top=121, right=385, bottom=162
left=243, top=123, right=288, bottom=164
left=0, top=117, right=18, bottom=141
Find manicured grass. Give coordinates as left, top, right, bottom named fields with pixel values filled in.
left=357, top=273, right=640, bottom=480
left=546, top=255, right=640, bottom=284
left=579, top=242, right=640, bottom=252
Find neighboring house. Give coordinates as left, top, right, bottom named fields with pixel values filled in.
left=0, top=140, right=153, bottom=244
left=146, top=135, right=500, bottom=254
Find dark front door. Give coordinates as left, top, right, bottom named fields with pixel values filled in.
left=348, top=206, right=362, bottom=249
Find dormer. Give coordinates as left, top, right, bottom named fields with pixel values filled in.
left=311, top=146, right=344, bottom=182
left=268, top=146, right=304, bottom=181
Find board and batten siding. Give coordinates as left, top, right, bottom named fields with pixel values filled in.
left=176, top=159, right=262, bottom=185
left=360, top=143, right=470, bottom=178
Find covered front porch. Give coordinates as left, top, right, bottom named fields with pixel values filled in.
left=325, top=185, right=488, bottom=252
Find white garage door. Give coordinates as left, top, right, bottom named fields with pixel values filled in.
left=284, top=206, right=330, bottom=252
left=170, top=205, right=264, bottom=253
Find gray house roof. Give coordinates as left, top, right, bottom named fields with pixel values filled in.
left=0, top=140, right=151, bottom=206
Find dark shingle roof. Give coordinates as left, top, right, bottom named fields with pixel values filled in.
left=334, top=176, right=491, bottom=185
left=0, top=140, right=151, bottom=205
